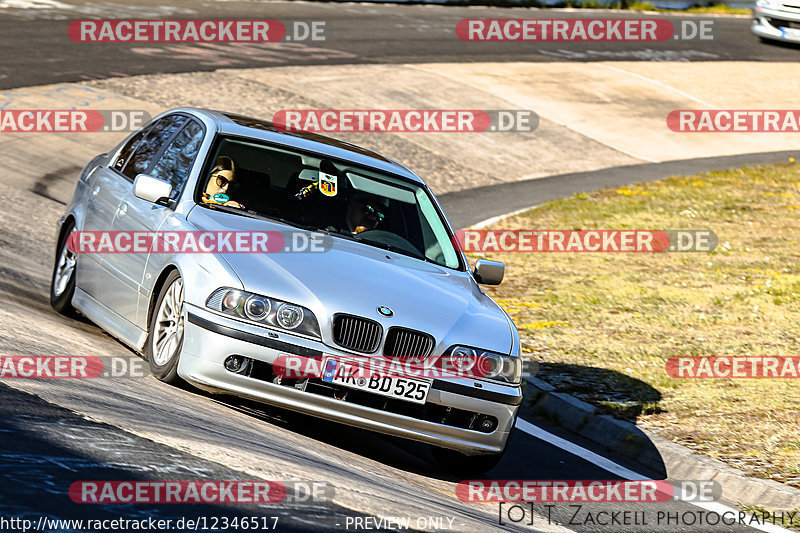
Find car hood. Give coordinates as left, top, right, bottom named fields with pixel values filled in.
left=187, top=207, right=513, bottom=354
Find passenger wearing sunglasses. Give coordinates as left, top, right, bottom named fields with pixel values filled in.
left=202, top=156, right=244, bottom=209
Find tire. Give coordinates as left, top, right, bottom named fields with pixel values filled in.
left=50, top=221, right=78, bottom=316
left=146, top=270, right=185, bottom=384
left=431, top=446, right=505, bottom=474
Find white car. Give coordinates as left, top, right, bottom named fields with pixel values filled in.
left=753, top=0, right=800, bottom=43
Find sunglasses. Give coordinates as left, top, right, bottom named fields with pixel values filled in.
left=362, top=202, right=385, bottom=222
left=213, top=173, right=234, bottom=189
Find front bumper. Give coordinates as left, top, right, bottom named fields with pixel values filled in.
left=179, top=304, right=521, bottom=455
left=752, top=5, right=800, bottom=42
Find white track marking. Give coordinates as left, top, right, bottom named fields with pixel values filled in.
left=469, top=205, right=540, bottom=229
left=0, top=0, right=71, bottom=9
left=598, top=64, right=718, bottom=108
left=515, top=418, right=795, bottom=533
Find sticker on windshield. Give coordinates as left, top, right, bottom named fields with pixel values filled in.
left=319, top=172, right=337, bottom=197
left=212, top=193, right=230, bottom=204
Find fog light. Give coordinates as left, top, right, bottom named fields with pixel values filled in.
left=477, top=415, right=497, bottom=433
left=224, top=355, right=249, bottom=374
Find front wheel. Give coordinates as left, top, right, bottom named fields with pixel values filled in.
left=146, top=270, right=185, bottom=384
left=50, top=221, right=77, bottom=315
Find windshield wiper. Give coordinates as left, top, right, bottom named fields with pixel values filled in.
left=353, top=237, right=428, bottom=261
left=331, top=233, right=444, bottom=266
left=211, top=205, right=317, bottom=232
left=249, top=212, right=318, bottom=232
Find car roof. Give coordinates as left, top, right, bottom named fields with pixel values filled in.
left=176, top=107, right=424, bottom=184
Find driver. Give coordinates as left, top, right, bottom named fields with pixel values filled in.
left=202, top=156, right=244, bottom=209
left=345, top=193, right=385, bottom=234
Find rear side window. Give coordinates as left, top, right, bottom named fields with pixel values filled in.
left=149, top=119, right=205, bottom=200
left=121, top=114, right=188, bottom=181
left=113, top=128, right=149, bottom=173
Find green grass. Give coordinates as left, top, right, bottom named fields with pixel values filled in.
left=684, top=4, right=752, bottom=13
left=480, top=162, right=800, bottom=489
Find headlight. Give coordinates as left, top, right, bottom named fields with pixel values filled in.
left=443, top=345, right=521, bottom=384
left=244, top=296, right=270, bottom=321
left=755, top=0, right=776, bottom=7
left=207, top=288, right=321, bottom=338
left=451, top=346, right=478, bottom=371
left=276, top=303, right=303, bottom=330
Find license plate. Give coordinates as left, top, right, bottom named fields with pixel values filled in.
left=320, top=357, right=431, bottom=404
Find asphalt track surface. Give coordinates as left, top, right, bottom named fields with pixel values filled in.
left=11, top=151, right=788, bottom=531
left=441, top=150, right=800, bottom=228
left=0, top=0, right=798, bottom=90
left=1, top=1, right=798, bottom=532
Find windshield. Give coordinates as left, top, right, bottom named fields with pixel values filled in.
left=196, top=136, right=463, bottom=269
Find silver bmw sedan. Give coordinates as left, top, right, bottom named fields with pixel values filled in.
left=51, top=108, right=522, bottom=472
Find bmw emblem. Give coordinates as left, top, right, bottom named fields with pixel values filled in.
left=377, top=306, right=394, bottom=318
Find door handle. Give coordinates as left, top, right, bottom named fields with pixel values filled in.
left=92, top=186, right=100, bottom=196
left=117, top=203, right=128, bottom=217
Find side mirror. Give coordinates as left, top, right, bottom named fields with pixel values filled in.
left=473, top=259, right=504, bottom=285
left=133, top=174, right=172, bottom=206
